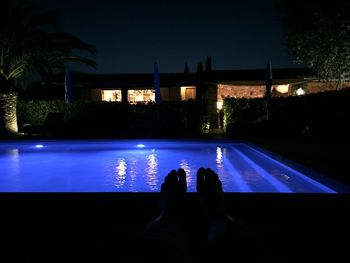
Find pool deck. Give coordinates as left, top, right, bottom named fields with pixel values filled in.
left=1, top=192, right=349, bottom=262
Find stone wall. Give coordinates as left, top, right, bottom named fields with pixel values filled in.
left=305, top=82, right=349, bottom=94
left=218, top=82, right=350, bottom=100
left=217, top=84, right=265, bottom=101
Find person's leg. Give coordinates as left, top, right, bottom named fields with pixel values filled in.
left=142, top=168, right=192, bottom=263
left=196, top=167, right=236, bottom=240
left=197, top=167, right=268, bottom=263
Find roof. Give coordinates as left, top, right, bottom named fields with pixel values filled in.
left=53, top=68, right=313, bottom=88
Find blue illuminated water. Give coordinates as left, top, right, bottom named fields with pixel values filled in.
left=0, top=140, right=341, bottom=193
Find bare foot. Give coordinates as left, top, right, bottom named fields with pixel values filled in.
left=196, top=168, right=267, bottom=262
left=196, top=167, right=238, bottom=243
left=160, top=168, right=187, bottom=218
left=142, top=168, right=191, bottom=263
left=196, top=167, right=227, bottom=219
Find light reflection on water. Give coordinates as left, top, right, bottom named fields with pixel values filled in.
left=180, top=159, right=192, bottom=187
left=128, top=157, right=138, bottom=192
left=0, top=141, right=338, bottom=193
left=216, top=147, right=223, bottom=167
left=6, top=149, right=21, bottom=191
left=114, top=151, right=161, bottom=191
left=216, top=147, right=226, bottom=188
left=145, top=152, right=159, bottom=191
left=114, top=149, right=221, bottom=191
left=114, top=159, right=126, bottom=188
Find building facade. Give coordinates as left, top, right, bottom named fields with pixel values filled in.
left=55, top=68, right=346, bottom=127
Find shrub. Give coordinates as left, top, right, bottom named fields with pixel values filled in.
left=17, top=100, right=69, bottom=126
left=16, top=99, right=208, bottom=137
left=223, top=88, right=350, bottom=138
left=223, top=97, right=266, bottom=128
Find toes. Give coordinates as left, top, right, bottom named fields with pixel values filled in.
left=205, top=168, right=220, bottom=191
left=163, top=169, right=188, bottom=195
left=177, top=168, right=187, bottom=193
left=163, top=170, right=177, bottom=195
left=196, top=167, right=206, bottom=193
left=204, top=168, right=215, bottom=189
left=165, top=169, right=178, bottom=185
left=161, top=182, right=166, bottom=193
left=217, top=180, right=223, bottom=193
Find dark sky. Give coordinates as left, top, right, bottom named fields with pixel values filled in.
left=38, top=0, right=300, bottom=73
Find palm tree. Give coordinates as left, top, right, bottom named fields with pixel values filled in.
left=0, top=0, right=96, bottom=133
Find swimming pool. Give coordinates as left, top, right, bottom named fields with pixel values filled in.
left=0, top=140, right=344, bottom=193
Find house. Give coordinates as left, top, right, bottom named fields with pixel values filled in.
left=53, top=67, right=345, bottom=127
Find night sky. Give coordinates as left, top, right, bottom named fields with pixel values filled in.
left=38, top=0, right=300, bottom=73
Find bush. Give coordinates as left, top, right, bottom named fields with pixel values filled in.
left=16, top=99, right=209, bottom=137
left=17, top=100, right=69, bottom=126
left=223, top=88, right=350, bottom=138
left=223, top=97, right=266, bottom=128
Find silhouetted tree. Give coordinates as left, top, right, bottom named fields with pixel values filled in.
left=205, top=56, right=212, bottom=72
left=0, top=0, right=96, bottom=133
left=184, top=63, right=189, bottom=74
left=282, top=0, right=350, bottom=82
left=197, top=62, right=204, bottom=73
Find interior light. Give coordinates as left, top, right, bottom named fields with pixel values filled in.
left=296, top=88, right=305, bottom=96
left=275, top=84, right=289, bottom=94
left=217, top=101, right=223, bottom=110
left=35, top=145, right=44, bottom=148
left=137, top=144, right=145, bottom=148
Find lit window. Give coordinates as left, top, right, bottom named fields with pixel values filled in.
left=128, top=89, right=155, bottom=103
left=101, top=90, right=122, bottom=102
left=275, top=84, right=289, bottom=94
left=180, top=86, right=196, bottom=100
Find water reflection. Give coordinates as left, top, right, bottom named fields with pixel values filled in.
left=7, top=149, right=19, bottom=157
left=216, top=147, right=223, bottom=167
left=271, top=169, right=291, bottom=182
left=216, top=147, right=225, bottom=184
left=241, top=168, right=262, bottom=185
left=145, top=153, right=158, bottom=191
left=180, top=159, right=192, bottom=186
left=129, top=158, right=138, bottom=191
left=7, top=149, right=21, bottom=190
left=115, top=159, right=126, bottom=188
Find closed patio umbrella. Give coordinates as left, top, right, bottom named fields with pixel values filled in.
left=265, top=60, right=272, bottom=120
left=153, top=62, right=161, bottom=104
left=65, top=68, right=74, bottom=104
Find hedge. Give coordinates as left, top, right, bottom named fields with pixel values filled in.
left=16, top=99, right=209, bottom=137
left=223, top=88, right=350, bottom=138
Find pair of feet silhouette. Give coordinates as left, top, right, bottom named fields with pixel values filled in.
left=159, top=167, right=230, bottom=222
left=142, top=168, right=264, bottom=263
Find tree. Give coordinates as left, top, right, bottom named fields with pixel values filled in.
left=197, top=62, right=203, bottom=73
left=282, top=0, right=350, bottom=82
left=184, top=63, right=189, bottom=74
left=205, top=56, right=212, bottom=72
left=0, top=0, right=96, bottom=133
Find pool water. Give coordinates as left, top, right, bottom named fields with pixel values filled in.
left=0, top=140, right=342, bottom=193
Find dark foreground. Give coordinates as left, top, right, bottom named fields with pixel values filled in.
left=1, top=193, right=349, bottom=262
